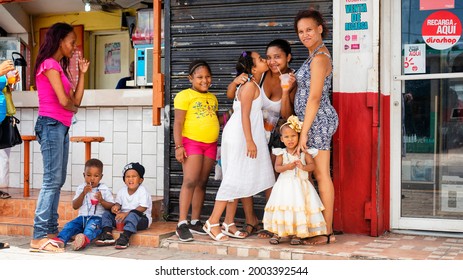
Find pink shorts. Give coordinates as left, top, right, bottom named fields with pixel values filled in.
left=183, top=137, right=218, bottom=160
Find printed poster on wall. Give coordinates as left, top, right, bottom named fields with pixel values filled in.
left=422, top=11, right=462, bottom=50
left=104, top=42, right=121, bottom=74
left=342, top=0, right=370, bottom=53
left=403, top=44, right=426, bottom=74
left=420, top=0, right=454, bottom=11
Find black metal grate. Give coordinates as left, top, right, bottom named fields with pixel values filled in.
left=164, top=0, right=333, bottom=223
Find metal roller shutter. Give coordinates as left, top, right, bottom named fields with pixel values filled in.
left=164, top=0, right=333, bottom=222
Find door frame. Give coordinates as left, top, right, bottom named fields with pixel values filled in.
left=89, top=30, right=132, bottom=89
left=389, top=0, right=463, bottom=232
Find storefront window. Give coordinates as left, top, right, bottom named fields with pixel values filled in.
left=401, top=0, right=463, bottom=220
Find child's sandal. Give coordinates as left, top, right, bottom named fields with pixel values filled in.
left=269, top=235, right=281, bottom=245
left=203, top=220, right=229, bottom=241
left=290, top=236, right=302, bottom=245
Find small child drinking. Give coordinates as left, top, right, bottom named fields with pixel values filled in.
left=95, top=162, right=152, bottom=249
left=53, top=159, right=115, bottom=251
left=262, top=116, right=327, bottom=245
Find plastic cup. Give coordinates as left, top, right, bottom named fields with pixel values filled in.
left=116, top=221, right=124, bottom=231
left=264, top=113, right=278, bottom=132
left=264, top=119, right=275, bottom=131
left=280, top=73, right=290, bottom=89
left=6, top=71, right=16, bottom=85
left=90, top=192, right=98, bottom=205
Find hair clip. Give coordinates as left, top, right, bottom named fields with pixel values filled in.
left=242, top=51, right=247, bottom=57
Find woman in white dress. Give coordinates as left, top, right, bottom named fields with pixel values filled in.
left=226, top=39, right=297, bottom=238
left=203, top=51, right=275, bottom=241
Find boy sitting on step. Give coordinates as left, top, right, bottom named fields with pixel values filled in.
left=95, top=162, right=152, bottom=249
left=53, top=158, right=115, bottom=251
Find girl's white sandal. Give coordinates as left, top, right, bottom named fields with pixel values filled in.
left=203, top=220, right=229, bottom=241
left=221, top=222, right=246, bottom=239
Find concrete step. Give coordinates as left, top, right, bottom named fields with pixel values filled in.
left=0, top=187, right=164, bottom=221
left=161, top=233, right=351, bottom=260
left=0, top=187, right=174, bottom=247
left=0, top=216, right=177, bottom=247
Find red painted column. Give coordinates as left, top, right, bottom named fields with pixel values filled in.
left=332, top=91, right=388, bottom=236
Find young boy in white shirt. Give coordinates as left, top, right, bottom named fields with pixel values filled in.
left=53, top=159, right=115, bottom=251
left=95, top=162, right=152, bottom=249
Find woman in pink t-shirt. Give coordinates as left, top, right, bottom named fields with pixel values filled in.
left=30, top=22, right=90, bottom=253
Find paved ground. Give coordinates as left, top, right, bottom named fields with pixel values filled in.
left=0, top=235, right=254, bottom=260
left=2, top=230, right=463, bottom=261
left=1, top=233, right=462, bottom=280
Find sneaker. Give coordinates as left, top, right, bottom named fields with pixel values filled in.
left=115, top=234, right=130, bottom=249
left=176, top=223, right=194, bottom=242
left=188, top=221, right=207, bottom=235
left=95, top=232, right=115, bottom=246
left=72, top=233, right=89, bottom=251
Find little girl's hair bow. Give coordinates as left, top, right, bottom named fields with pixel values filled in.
left=280, top=115, right=302, bottom=133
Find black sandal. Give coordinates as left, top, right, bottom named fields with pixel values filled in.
left=241, top=223, right=259, bottom=237
left=257, top=229, right=274, bottom=239
left=302, top=233, right=336, bottom=245
left=0, top=242, right=10, bottom=249
left=0, top=191, right=11, bottom=199
left=269, top=235, right=281, bottom=245
left=290, top=236, right=302, bottom=245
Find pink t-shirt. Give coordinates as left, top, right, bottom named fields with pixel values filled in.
left=36, top=58, right=73, bottom=127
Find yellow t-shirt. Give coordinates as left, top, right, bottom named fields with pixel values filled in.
left=174, top=88, right=220, bottom=143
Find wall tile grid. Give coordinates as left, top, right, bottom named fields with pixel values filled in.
left=8, top=107, right=165, bottom=197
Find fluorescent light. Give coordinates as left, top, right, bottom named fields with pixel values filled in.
left=85, top=2, right=91, bottom=12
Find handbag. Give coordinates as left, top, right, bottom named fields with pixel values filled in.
left=0, top=116, right=22, bottom=149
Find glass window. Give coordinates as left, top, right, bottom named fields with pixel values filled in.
left=402, top=1, right=463, bottom=75
left=401, top=0, right=463, bottom=220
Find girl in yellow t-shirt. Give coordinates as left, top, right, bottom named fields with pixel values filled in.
left=173, top=60, right=228, bottom=242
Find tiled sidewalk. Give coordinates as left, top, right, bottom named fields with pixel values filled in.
left=162, top=231, right=463, bottom=260
left=1, top=231, right=463, bottom=260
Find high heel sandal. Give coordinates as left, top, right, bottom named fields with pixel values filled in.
left=202, top=220, right=229, bottom=241
left=221, top=222, right=246, bottom=239
left=302, top=233, right=336, bottom=245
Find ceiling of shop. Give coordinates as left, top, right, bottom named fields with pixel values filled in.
left=0, top=0, right=150, bottom=34
left=15, top=0, right=148, bottom=15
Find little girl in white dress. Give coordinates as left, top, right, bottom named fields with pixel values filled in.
left=262, top=115, right=327, bottom=245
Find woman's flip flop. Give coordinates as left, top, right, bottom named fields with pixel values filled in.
left=30, top=238, right=65, bottom=253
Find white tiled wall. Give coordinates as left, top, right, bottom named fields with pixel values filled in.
left=7, top=106, right=165, bottom=197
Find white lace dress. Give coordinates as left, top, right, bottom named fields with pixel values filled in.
left=263, top=148, right=327, bottom=238
left=216, top=82, right=275, bottom=200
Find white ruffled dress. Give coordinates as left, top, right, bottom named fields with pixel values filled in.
left=263, top=148, right=327, bottom=238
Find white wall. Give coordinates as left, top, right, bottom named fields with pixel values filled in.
left=8, top=90, right=165, bottom=197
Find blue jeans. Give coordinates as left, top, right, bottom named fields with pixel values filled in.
left=101, top=210, right=149, bottom=233
left=57, top=216, right=102, bottom=244
left=33, top=116, right=70, bottom=239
